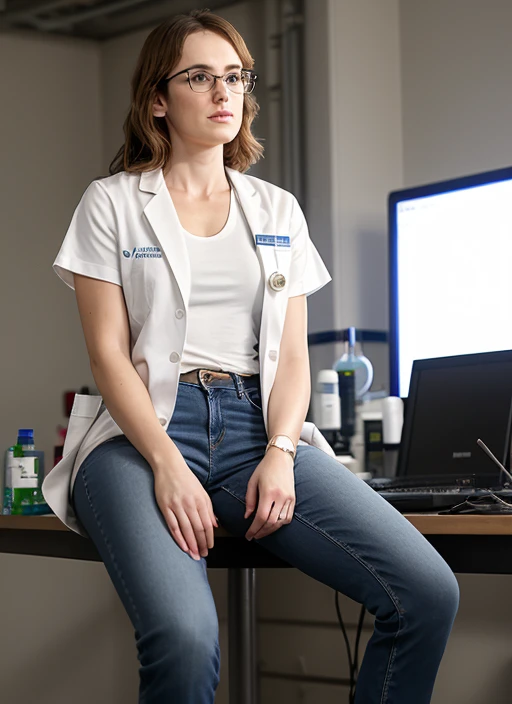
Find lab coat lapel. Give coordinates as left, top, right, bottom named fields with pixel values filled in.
left=225, top=167, right=277, bottom=280
left=226, top=168, right=285, bottom=425
left=140, top=169, right=191, bottom=308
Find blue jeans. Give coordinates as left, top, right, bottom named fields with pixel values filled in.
left=72, top=372, right=459, bottom=704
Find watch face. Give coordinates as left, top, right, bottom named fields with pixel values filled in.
left=275, top=435, right=294, bottom=452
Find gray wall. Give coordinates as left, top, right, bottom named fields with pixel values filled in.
left=400, top=0, right=512, bottom=186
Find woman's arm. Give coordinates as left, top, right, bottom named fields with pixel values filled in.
left=244, top=293, right=310, bottom=540
left=74, top=273, right=178, bottom=469
left=74, top=273, right=217, bottom=560
left=266, top=293, right=311, bottom=449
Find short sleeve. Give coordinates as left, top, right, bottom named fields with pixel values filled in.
left=53, top=180, right=122, bottom=291
left=287, top=196, right=332, bottom=298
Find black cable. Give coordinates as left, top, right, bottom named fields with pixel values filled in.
left=335, top=591, right=366, bottom=704
left=351, top=604, right=366, bottom=700
left=335, top=591, right=355, bottom=699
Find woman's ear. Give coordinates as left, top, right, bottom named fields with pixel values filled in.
left=152, top=91, right=168, bottom=118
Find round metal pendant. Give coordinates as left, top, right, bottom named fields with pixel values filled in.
left=269, top=271, right=286, bottom=291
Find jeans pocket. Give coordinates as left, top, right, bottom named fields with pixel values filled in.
left=243, top=388, right=263, bottom=412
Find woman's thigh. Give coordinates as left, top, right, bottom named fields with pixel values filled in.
left=71, top=436, right=219, bottom=641
left=211, top=445, right=459, bottom=616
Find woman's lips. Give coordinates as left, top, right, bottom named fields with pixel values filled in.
left=208, top=115, right=233, bottom=123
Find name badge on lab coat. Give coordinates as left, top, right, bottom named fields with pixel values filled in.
left=256, top=234, right=290, bottom=291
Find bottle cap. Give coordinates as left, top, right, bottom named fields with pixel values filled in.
left=17, top=429, right=34, bottom=445
left=342, top=327, right=357, bottom=345
left=316, top=369, right=339, bottom=385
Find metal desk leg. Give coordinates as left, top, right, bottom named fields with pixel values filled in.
left=228, top=567, right=258, bottom=704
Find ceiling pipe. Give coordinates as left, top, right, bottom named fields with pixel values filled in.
left=34, top=0, right=150, bottom=31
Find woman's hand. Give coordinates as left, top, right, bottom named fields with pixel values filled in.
left=153, top=459, right=218, bottom=561
left=244, top=448, right=296, bottom=540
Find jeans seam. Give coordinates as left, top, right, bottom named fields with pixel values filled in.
left=242, top=391, right=263, bottom=412
left=80, top=467, right=142, bottom=628
left=219, top=484, right=404, bottom=703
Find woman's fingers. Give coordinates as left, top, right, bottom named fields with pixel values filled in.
left=197, top=503, right=216, bottom=550
left=245, top=498, right=274, bottom=540
left=250, top=498, right=294, bottom=540
left=174, top=507, right=200, bottom=557
left=165, top=508, right=190, bottom=553
left=284, top=499, right=295, bottom=523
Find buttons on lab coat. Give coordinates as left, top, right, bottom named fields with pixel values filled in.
left=175, top=309, right=185, bottom=319
left=159, top=417, right=167, bottom=426
left=268, top=350, right=278, bottom=361
left=268, top=271, right=286, bottom=291
left=169, top=351, right=181, bottom=363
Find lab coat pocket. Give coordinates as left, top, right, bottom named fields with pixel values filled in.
left=63, top=394, right=103, bottom=457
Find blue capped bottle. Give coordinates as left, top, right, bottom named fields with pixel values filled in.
left=333, top=328, right=374, bottom=439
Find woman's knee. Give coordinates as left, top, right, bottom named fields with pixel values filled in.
left=406, top=565, right=460, bottom=630
left=140, top=609, right=220, bottom=670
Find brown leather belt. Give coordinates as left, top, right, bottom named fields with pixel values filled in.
left=179, top=369, right=254, bottom=384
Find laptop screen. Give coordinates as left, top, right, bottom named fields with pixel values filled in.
left=397, top=351, right=512, bottom=482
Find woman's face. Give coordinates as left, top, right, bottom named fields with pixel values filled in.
left=155, top=31, right=246, bottom=150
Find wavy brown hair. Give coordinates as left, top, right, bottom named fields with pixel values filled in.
left=109, top=9, right=263, bottom=175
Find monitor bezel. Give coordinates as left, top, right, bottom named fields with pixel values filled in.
left=396, top=350, right=512, bottom=482
left=388, top=164, right=512, bottom=398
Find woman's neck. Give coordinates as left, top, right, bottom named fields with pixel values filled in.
left=163, top=151, right=229, bottom=198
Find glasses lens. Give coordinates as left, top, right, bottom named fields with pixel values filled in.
left=188, top=70, right=215, bottom=92
left=187, top=69, right=256, bottom=94
left=222, top=71, right=243, bottom=93
left=242, top=71, right=256, bottom=94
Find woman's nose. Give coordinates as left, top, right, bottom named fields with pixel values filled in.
left=213, top=78, right=229, bottom=101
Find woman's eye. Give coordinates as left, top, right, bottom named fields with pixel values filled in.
left=226, top=73, right=241, bottom=83
left=192, top=73, right=210, bottom=82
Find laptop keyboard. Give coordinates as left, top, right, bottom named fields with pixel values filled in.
left=379, top=486, right=465, bottom=494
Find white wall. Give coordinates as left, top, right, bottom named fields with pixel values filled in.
left=327, top=0, right=403, bottom=333
left=0, top=31, right=101, bottom=479
left=305, top=0, right=403, bottom=395
left=400, top=0, right=512, bottom=186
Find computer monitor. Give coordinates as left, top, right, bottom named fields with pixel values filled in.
left=397, top=351, right=512, bottom=483
left=389, top=165, right=512, bottom=398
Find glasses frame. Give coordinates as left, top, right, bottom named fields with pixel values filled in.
left=159, top=67, right=257, bottom=94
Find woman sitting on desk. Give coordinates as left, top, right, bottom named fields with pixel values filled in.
left=43, top=9, right=460, bottom=703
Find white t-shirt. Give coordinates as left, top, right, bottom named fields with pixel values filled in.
left=180, top=188, right=264, bottom=375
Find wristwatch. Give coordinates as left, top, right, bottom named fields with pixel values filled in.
left=266, top=434, right=296, bottom=460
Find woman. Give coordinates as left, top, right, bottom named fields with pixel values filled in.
left=42, top=9, right=459, bottom=704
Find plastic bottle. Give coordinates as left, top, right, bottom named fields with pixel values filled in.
left=313, top=369, right=341, bottom=450
left=333, top=327, right=374, bottom=400
left=2, top=447, right=14, bottom=515
left=313, top=370, right=341, bottom=431
left=11, top=429, right=49, bottom=515
left=18, top=429, right=45, bottom=486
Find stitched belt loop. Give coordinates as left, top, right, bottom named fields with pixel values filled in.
left=228, top=372, right=244, bottom=398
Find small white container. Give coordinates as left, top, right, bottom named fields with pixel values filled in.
left=313, top=369, right=341, bottom=431
left=381, top=396, right=404, bottom=445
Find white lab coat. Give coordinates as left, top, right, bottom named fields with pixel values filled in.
left=42, top=166, right=334, bottom=537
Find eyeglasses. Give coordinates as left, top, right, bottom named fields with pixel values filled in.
left=159, top=67, right=257, bottom=94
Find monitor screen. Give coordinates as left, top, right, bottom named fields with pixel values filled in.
left=389, top=166, right=512, bottom=397
left=398, top=352, right=512, bottom=480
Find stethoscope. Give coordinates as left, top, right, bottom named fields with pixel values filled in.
left=229, top=181, right=288, bottom=293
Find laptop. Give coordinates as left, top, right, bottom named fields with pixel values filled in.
left=367, top=350, right=512, bottom=512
